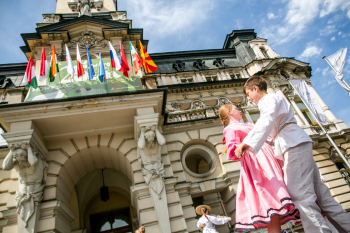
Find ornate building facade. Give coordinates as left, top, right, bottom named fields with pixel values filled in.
left=0, top=0, right=349, bottom=233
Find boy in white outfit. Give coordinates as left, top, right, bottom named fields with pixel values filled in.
left=235, top=76, right=350, bottom=233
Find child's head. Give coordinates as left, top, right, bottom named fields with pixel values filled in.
left=219, top=104, right=242, bottom=128
left=243, top=76, right=268, bottom=104
left=219, top=104, right=242, bottom=154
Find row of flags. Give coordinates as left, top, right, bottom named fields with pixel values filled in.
left=21, top=41, right=158, bottom=88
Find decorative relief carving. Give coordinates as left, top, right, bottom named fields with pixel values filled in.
left=78, top=0, right=93, bottom=16
left=2, top=143, right=48, bottom=228
left=137, top=125, right=166, bottom=198
left=68, top=30, right=107, bottom=49
left=193, top=59, right=206, bottom=70
left=118, top=14, right=127, bottom=20
left=216, top=97, right=232, bottom=107
left=173, top=61, right=186, bottom=72
left=190, top=100, right=205, bottom=109
left=170, top=102, right=180, bottom=110
left=213, top=58, right=226, bottom=68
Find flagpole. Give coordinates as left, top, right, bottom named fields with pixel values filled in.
left=322, top=56, right=350, bottom=91
left=288, top=79, right=350, bottom=169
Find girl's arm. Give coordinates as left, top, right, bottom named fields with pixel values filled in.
left=224, top=127, right=241, bottom=161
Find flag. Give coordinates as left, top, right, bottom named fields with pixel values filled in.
left=139, top=41, right=158, bottom=74
left=48, top=45, right=59, bottom=82
left=38, top=46, right=49, bottom=82
left=129, top=41, right=142, bottom=74
left=21, top=56, right=37, bottom=88
left=108, top=41, right=122, bottom=71
left=86, top=43, right=95, bottom=80
left=119, top=42, right=129, bottom=78
left=290, top=79, right=329, bottom=125
left=324, top=48, right=350, bottom=95
left=98, top=52, right=106, bottom=83
left=76, top=44, right=85, bottom=78
left=65, top=44, right=75, bottom=76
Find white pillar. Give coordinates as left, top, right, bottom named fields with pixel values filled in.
left=221, top=71, right=228, bottom=80
left=200, top=72, right=207, bottom=82
left=289, top=97, right=308, bottom=126
left=192, top=74, right=198, bottom=83
left=161, top=75, right=167, bottom=85
left=216, top=72, right=222, bottom=80
left=225, top=71, right=231, bottom=79
left=170, top=75, right=177, bottom=84
left=243, top=109, right=254, bottom=123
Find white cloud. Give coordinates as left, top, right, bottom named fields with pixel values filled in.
left=122, top=0, right=215, bottom=38
left=236, top=20, right=243, bottom=30
left=299, top=45, right=323, bottom=59
left=260, top=0, right=350, bottom=45
left=330, top=36, right=336, bottom=41
left=267, top=13, right=277, bottom=19
left=338, top=31, right=342, bottom=35
left=319, top=25, right=337, bottom=35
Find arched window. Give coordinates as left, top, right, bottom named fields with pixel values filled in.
left=260, top=47, right=269, bottom=58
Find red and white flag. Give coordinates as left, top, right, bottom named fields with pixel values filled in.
left=21, top=56, right=37, bottom=88
left=76, top=44, right=85, bottom=78
left=129, top=41, right=142, bottom=74
left=119, top=42, right=130, bottom=78
left=38, top=46, right=49, bottom=82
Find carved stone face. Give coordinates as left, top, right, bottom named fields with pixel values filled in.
left=13, top=149, right=30, bottom=169
left=145, top=131, right=155, bottom=143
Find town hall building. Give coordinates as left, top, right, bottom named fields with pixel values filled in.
left=0, top=0, right=349, bottom=233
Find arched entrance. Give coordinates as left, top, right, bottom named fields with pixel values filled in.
left=71, top=169, right=134, bottom=233
left=44, top=134, right=139, bottom=233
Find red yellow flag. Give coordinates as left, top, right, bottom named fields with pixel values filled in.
left=139, top=41, right=158, bottom=74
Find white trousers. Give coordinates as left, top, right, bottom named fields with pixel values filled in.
left=283, top=142, right=350, bottom=233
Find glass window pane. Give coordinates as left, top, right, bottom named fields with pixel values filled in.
left=250, top=113, right=260, bottom=123
left=296, top=102, right=307, bottom=110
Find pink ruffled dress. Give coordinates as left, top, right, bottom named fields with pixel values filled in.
left=224, top=121, right=299, bottom=231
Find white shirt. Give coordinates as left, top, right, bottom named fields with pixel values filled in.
left=196, top=215, right=230, bottom=233
left=243, top=93, right=312, bottom=160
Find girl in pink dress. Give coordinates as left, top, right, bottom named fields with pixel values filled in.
left=219, top=104, right=299, bottom=232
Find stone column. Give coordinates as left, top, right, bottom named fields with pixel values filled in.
left=134, top=108, right=171, bottom=233
left=242, top=109, right=253, bottom=123
left=271, top=81, right=286, bottom=98
left=288, top=96, right=308, bottom=126
left=161, top=75, right=167, bottom=85
left=305, top=79, right=337, bottom=122
left=2, top=121, right=48, bottom=233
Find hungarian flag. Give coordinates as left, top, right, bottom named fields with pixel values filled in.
left=108, top=41, right=122, bottom=71
left=65, top=44, right=75, bottom=76
left=76, top=44, right=85, bottom=78
left=38, top=46, right=49, bottom=82
left=48, top=45, right=59, bottom=82
left=119, top=42, right=129, bottom=78
left=139, top=41, right=158, bottom=74
left=129, top=41, right=142, bottom=74
left=21, top=56, right=37, bottom=88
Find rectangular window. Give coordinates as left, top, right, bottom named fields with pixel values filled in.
left=296, top=102, right=318, bottom=125
left=249, top=111, right=260, bottom=123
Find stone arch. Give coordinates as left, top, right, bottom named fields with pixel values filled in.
left=45, top=133, right=139, bottom=208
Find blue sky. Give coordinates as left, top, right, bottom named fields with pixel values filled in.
left=0, top=0, right=349, bottom=126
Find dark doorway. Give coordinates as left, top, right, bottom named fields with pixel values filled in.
left=90, top=207, right=133, bottom=233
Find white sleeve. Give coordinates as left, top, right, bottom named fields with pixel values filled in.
left=207, top=215, right=230, bottom=225
left=242, top=95, right=278, bottom=154
left=197, top=218, right=203, bottom=228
